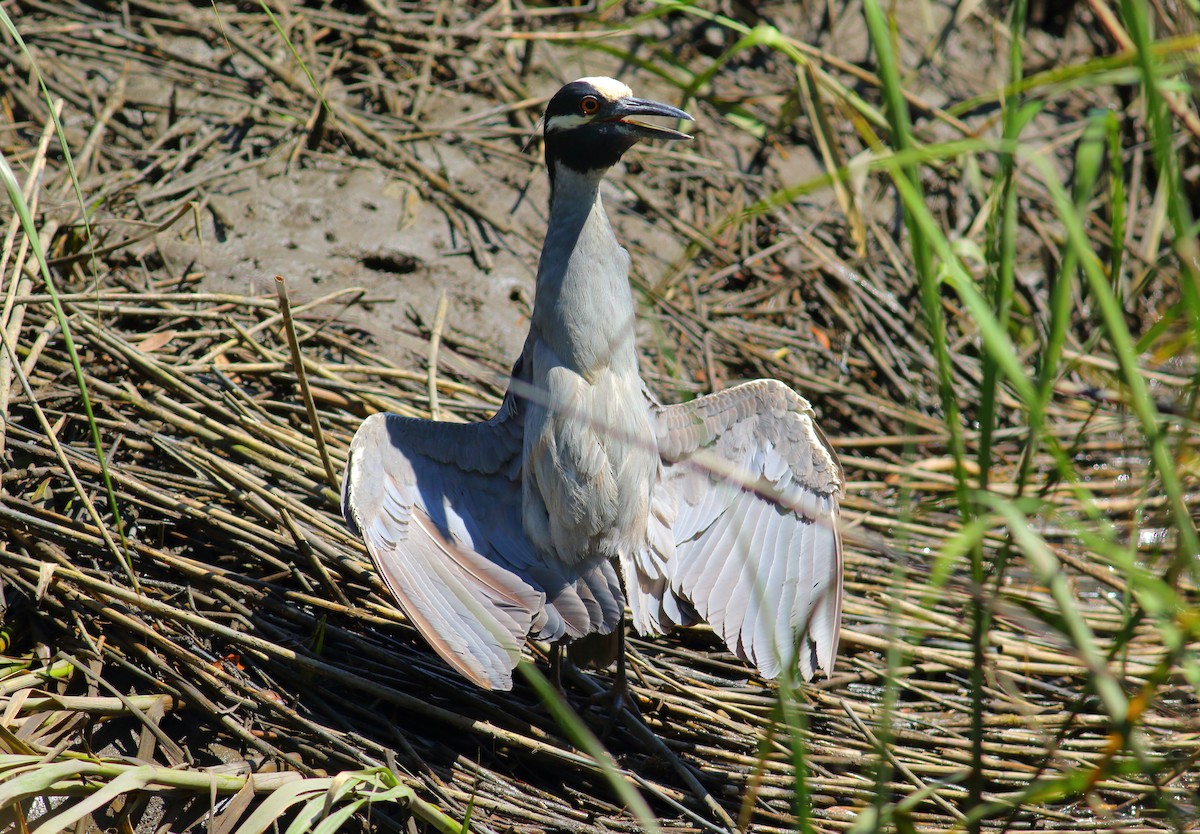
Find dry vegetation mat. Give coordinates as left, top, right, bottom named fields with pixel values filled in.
left=2, top=1, right=1199, bottom=832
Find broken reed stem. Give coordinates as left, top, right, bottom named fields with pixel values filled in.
left=275, top=274, right=338, bottom=489
left=428, top=289, right=448, bottom=421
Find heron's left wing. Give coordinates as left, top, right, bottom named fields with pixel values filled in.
left=341, top=392, right=621, bottom=690
left=636, top=379, right=844, bottom=680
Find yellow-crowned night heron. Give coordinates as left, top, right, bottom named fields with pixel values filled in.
left=342, top=77, right=844, bottom=690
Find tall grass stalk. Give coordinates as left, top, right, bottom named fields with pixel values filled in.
left=860, top=1, right=990, bottom=825
left=982, top=0, right=1028, bottom=498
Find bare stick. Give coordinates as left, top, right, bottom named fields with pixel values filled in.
left=275, top=275, right=338, bottom=489
left=427, top=290, right=449, bottom=421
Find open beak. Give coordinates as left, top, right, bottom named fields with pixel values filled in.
left=608, top=97, right=694, bottom=141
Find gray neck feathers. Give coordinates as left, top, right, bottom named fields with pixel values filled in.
left=531, top=165, right=638, bottom=380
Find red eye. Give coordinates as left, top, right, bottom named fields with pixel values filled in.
left=580, top=96, right=600, bottom=115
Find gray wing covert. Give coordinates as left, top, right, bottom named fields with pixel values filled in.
left=641, top=379, right=844, bottom=681
left=342, top=396, right=619, bottom=690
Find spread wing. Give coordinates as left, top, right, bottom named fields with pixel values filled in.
left=342, top=394, right=622, bottom=690
left=632, top=379, right=844, bottom=681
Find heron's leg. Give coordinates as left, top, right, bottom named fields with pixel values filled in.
left=614, top=623, right=627, bottom=692
left=612, top=622, right=641, bottom=717
left=550, top=643, right=564, bottom=692
left=589, top=617, right=643, bottom=736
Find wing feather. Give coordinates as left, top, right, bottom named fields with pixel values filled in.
left=749, top=494, right=788, bottom=673
left=715, top=497, right=769, bottom=651
left=644, top=379, right=844, bottom=681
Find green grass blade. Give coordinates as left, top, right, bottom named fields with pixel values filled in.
left=30, top=765, right=158, bottom=834
left=987, top=499, right=1128, bottom=721
left=256, top=1, right=332, bottom=117
left=980, top=0, right=1031, bottom=500
left=861, top=0, right=984, bottom=821
left=517, top=663, right=662, bottom=834
left=0, top=760, right=94, bottom=808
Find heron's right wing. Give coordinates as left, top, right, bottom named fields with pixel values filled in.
left=342, top=396, right=615, bottom=690
left=642, top=379, right=844, bottom=681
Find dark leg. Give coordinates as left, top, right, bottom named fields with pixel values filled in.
left=596, top=616, right=642, bottom=736
left=550, top=642, right=563, bottom=692
left=609, top=619, right=628, bottom=705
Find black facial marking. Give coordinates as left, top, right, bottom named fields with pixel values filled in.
left=543, top=81, right=638, bottom=181
left=547, top=123, right=638, bottom=178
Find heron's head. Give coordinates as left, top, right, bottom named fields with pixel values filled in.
left=542, top=77, right=693, bottom=179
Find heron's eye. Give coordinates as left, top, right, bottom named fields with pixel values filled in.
left=579, top=96, right=600, bottom=115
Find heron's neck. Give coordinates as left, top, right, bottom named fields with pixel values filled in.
left=531, top=165, right=639, bottom=379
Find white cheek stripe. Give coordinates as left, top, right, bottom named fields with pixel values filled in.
left=546, top=113, right=596, bottom=133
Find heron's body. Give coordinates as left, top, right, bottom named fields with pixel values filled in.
left=521, top=165, right=657, bottom=568
left=343, top=78, right=844, bottom=690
